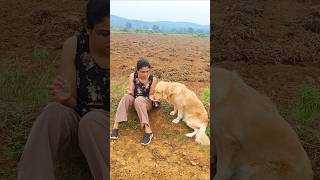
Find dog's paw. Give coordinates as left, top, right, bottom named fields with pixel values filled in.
left=185, top=133, right=195, bottom=138
left=169, top=111, right=176, bottom=116
left=172, top=118, right=180, bottom=124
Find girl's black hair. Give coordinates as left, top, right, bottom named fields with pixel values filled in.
left=86, top=0, right=108, bottom=30
left=137, top=58, right=151, bottom=71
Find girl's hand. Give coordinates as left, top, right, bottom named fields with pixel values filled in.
left=149, top=94, right=156, bottom=101
left=47, top=76, right=72, bottom=104
left=126, top=85, right=134, bottom=95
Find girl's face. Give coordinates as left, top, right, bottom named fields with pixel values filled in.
left=138, top=66, right=150, bottom=79
left=88, top=16, right=109, bottom=54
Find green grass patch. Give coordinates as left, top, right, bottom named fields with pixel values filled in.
left=0, top=64, right=54, bottom=109
left=192, top=33, right=210, bottom=38
left=118, top=117, right=140, bottom=129
left=160, top=129, right=177, bottom=138
left=0, top=57, right=56, bottom=179
left=110, top=78, right=127, bottom=98
left=201, top=86, right=210, bottom=105
left=0, top=141, right=25, bottom=161
left=205, top=127, right=210, bottom=138
left=158, top=101, right=175, bottom=122
left=33, top=47, right=49, bottom=60
left=289, top=85, right=320, bottom=126
left=0, top=61, right=55, bottom=163
left=177, top=134, right=189, bottom=144
left=110, top=78, right=127, bottom=113
left=200, top=86, right=210, bottom=138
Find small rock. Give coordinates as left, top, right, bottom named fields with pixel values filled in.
left=202, top=165, right=209, bottom=170
left=119, top=64, right=128, bottom=69
left=190, top=160, right=197, bottom=166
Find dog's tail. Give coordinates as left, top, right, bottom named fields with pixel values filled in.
left=195, top=124, right=210, bottom=145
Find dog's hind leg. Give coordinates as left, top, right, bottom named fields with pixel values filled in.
left=184, top=119, right=200, bottom=137
left=185, top=128, right=199, bottom=137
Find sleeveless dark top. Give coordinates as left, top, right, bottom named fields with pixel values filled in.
left=133, top=71, right=153, bottom=98
left=74, top=31, right=109, bottom=116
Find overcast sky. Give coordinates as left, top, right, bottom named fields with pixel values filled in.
left=110, top=0, right=210, bottom=25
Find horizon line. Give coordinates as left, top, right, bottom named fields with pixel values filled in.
left=110, top=14, right=210, bottom=26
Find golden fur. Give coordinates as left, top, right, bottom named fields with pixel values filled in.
left=212, top=67, right=313, bottom=180
left=154, top=81, right=210, bottom=145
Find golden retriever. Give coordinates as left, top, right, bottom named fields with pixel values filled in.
left=212, top=67, right=313, bottom=180
left=154, top=81, right=210, bottom=145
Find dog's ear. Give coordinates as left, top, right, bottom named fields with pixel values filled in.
left=162, top=92, right=167, bottom=99
left=162, top=85, right=169, bottom=99
left=212, top=67, right=235, bottom=106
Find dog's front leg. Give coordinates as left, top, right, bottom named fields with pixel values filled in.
left=170, top=105, right=177, bottom=116
left=172, top=107, right=183, bottom=124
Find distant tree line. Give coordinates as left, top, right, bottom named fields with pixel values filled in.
left=111, top=22, right=209, bottom=36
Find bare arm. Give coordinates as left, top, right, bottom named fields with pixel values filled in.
left=126, top=73, right=135, bottom=95
left=149, top=77, right=157, bottom=101
left=55, top=36, right=77, bottom=108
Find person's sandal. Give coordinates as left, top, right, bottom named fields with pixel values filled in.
left=110, top=129, right=119, bottom=140
left=141, top=133, right=153, bottom=145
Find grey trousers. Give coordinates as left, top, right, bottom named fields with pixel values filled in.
left=115, top=94, right=152, bottom=126
left=17, top=102, right=108, bottom=180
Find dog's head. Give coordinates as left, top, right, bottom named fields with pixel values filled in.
left=154, top=81, right=183, bottom=100
left=154, top=81, right=169, bottom=100
left=212, top=67, right=240, bottom=106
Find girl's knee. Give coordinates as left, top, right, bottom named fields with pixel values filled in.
left=134, top=96, right=145, bottom=105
